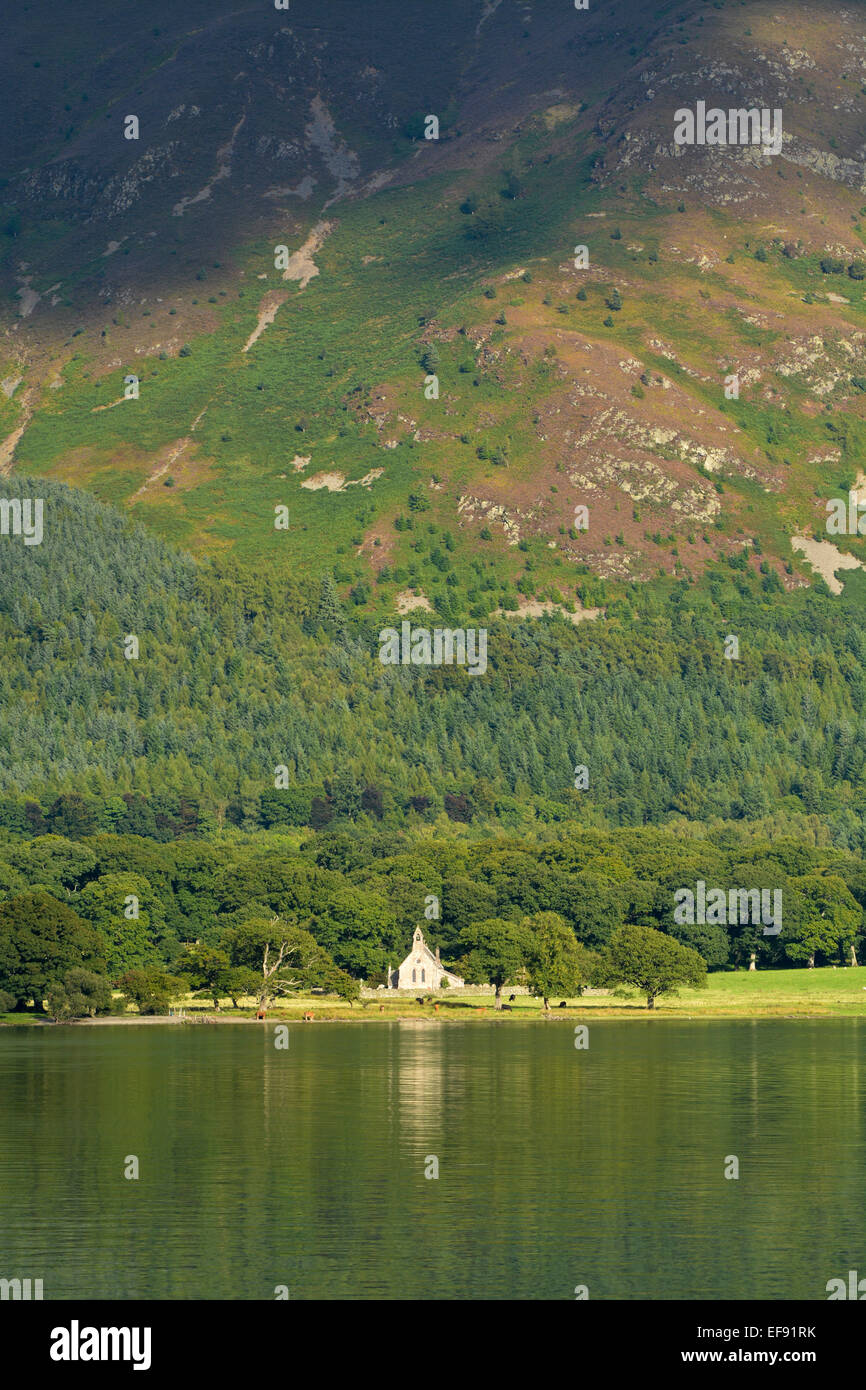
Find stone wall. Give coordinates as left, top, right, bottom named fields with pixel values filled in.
left=360, top=983, right=532, bottom=999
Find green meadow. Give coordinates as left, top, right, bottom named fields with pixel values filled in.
left=4, top=964, right=856, bottom=1024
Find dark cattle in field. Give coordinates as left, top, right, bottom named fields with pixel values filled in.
left=558, top=1000, right=567, bottom=1008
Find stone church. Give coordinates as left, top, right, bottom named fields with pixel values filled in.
left=386, top=927, right=464, bottom=991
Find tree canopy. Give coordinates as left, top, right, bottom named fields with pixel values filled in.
left=0, top=891, right=107, bottom=1009
left=603, top=923, right=707, bottom=1009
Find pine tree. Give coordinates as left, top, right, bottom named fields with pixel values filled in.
left=313, top=574, right=345, bottom=633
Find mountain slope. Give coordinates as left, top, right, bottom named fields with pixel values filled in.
left=2, top=1, right=866, bottom=614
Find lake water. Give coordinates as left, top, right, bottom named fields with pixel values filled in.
left=0, top=1020, right=863, bottom=1300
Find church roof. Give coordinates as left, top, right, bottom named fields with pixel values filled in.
left=400, top=928, right=439, bottom=968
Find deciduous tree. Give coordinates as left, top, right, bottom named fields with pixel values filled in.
left=603, top=923, right=706, bottom=1010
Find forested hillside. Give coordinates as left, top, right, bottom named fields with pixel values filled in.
left=2, top=475, right=866, bottom=847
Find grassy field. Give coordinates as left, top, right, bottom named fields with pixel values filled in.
left=259, top=966, right=866, bottom=1019
left=4, top=965, right=866, bottom=1026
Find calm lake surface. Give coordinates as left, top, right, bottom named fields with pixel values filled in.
left=1, top=1020, right=864, bottom=1300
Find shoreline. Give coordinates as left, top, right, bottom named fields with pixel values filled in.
left=4, top=966, right=866, bottom=1027
left=4, top=1005, right=866, bottom=1027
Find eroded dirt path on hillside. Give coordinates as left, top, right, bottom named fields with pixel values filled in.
left=0, top=388, right=37, bottom=475
left=791, top=535, right=864, bottom=594
left=242, top=220, right=333, bottom=354
left=280, top=220, right=333, bottom=289
left=300, top=467, right=383, bottom=492
left=172, top=113, right=247, bottom=217
left=790, top=469, right=866, bottom=593
left=242, top=290, right=290, bottom=353
left=131, top=405, right=210, bottom=498
left=493, top=599, right=603, bottom=624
